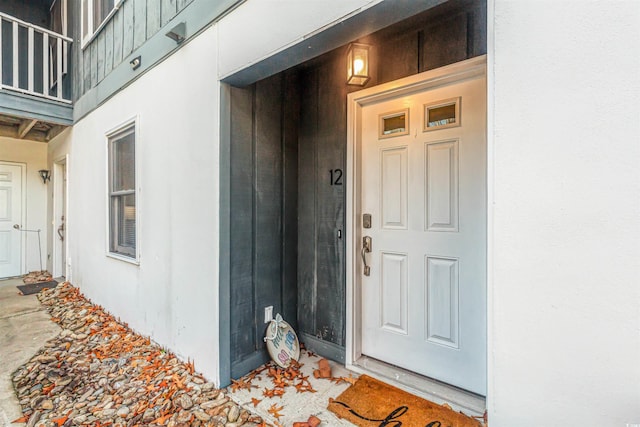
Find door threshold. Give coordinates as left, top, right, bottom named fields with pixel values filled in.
left=349, top=356, right=486, bottom=417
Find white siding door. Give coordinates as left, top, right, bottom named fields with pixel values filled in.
left=0, top=163, right=24, bottom=278
left=360, top=72, right=487, bottom=395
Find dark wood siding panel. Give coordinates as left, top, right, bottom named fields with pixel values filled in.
left=376, top=32, right=419, bottom=85
left=133, top=0, right=146, bottom=51
left=146, top=0, right=161, bottom=39
left=104, top=19, right=114, bottom=75
left=296, top=55, right=349, bottom=349
left=96, top=30, right=105, bottom=82
left=122, top=0, right=134, bottom=56
left=281, top=71, right=300, bottom=331
left=313, top=54, right=346, bottom=346
left=230, top=85, right=256, bottom=362
left=421, top=12, right=468, bottom=72
left=297, top=67, right=318, bottom=338
left=90, top=40, right=98, bottom=88
left=253, top=75, right=284, bottom=348
left=161, top=0, right=178, bottom=26
left=470, top=4, right=487, bottom=57
left=112, top=6, right=124, bottom=67
left=229, top=75, right=300, bottom=375
left=82, top=47, right=91, bottom=94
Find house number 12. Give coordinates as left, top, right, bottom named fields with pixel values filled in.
left=329, top=169, right=343, bottom=186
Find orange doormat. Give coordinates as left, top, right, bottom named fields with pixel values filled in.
left=327, top=375, right=483, bottom=427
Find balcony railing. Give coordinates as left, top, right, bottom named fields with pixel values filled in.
left=0, top=12, right=72, bottom=104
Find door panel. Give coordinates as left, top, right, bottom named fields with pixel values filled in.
left=360, top=73, right=486, bottom=394
left=426, top=256, right=459, bottom=348
left=0, top=163, right=23, bottom=278
left=381, top=147, right=408, bottom=229
left=426, top=140, right=458, bottom=232
left=380, top=251, right=408, bottom=334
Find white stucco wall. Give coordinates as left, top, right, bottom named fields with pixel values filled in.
left=489, top=1, right=640, bottom=425
left=0, top=137, right=48, bottom=274
left=47, top=25, right=221, bottom=382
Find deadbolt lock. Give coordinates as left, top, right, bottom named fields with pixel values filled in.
left=363, top=213, right=372, bottom=229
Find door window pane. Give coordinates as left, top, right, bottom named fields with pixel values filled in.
left=378, top=109, right=410, bottom=139
left=424, top=97, right=461, bottom=131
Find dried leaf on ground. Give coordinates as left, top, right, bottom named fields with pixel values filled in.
left=268, top=403, right=285, bottom=420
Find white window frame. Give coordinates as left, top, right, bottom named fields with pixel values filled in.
left=81, top=0, right=123, bottom=48
left=106, top=117, right=140, bottom=264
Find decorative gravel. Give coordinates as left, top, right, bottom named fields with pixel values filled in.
left=11, top=282, right=265, bottom=427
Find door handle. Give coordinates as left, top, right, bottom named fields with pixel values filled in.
left=361, top=236, right=372, bottom=276
left=57, top=223, right=64, bottom=241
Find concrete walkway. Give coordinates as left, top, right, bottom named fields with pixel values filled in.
left=0, top=278, right=60, bottom=427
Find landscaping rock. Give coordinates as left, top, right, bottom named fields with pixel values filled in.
left=11, top=283, right=263, bottom=427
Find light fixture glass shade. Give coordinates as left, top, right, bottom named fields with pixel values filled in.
left=347, top=43, right=370, bottom=86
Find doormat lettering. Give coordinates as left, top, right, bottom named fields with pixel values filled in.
left=327, top=375, right=483, bottom=427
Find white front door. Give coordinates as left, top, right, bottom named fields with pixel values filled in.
left=0, top=163, right=24, bottom=278
left=358, top=67, right=486, bottom=394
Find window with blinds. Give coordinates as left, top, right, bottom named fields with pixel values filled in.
left=108, top=123, right=136, bottom=259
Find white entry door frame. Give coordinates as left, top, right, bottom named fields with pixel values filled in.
left=345, top=56, right=487, bottom=403
left=52, top=155, right=69, bottom=278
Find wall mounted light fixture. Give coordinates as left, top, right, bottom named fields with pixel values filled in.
left=38, top=169, right=51, bottom=184
left=347, top=43, right=370, bottom=86
left=166, top=22, right=186, bottom=44
left=130, top=56, right=141, bottom=70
